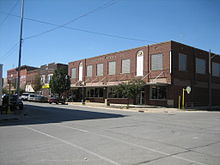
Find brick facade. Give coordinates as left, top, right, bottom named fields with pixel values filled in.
left=7, top=65, right=38, bottom=90
left=68, top=41, right=220, bottom=107
left=39, top=63, right=68, bottom=97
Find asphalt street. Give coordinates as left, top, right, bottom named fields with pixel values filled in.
left=0, top=102, right=220, bottom=165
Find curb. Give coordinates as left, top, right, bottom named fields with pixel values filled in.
left=0, top=114, right=21, bottom=122
left=67, top=103, right=180, bottom=113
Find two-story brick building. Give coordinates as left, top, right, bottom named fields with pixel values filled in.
left=7, top=65, right=38, bottom=91
left=68, top=41, right=220, bottom=107
left=39, top=63, right=68, bottom=96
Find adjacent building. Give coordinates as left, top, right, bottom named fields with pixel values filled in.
left=39, top=63, right=68, bottom=96
left=68, top=41, right=220, bottom=107
left=7, top=65, right=38, bottom=91
left=26, top=69, right=40, bottom=93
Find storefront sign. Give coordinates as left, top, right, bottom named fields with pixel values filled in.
left=42, top=83, right=50, bottom=89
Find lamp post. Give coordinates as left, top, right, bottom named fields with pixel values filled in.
left=181, top=86, right=191, bottom=109
left=81, top=81, right=85, bottom=105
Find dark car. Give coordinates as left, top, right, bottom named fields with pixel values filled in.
left=48, top=97, right=65, bottom=104
left=2, top=94, right=23, bottom=111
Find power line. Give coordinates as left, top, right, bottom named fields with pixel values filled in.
left=0, top=11, right=156, bottom=43
left=0, top=42, right=19, bottom=59
left=0, top=42, right=18, bottom=61
left=0, top=0, right=19, bottom=26
left=24, top=0, right=119, bottom=40
left=24, top=18, right=154, bottom=43
left=1, top=46, right=18, bottom=62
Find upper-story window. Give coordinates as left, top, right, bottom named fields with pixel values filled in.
left=179, top=53, right=187, bottom=71
left=136, top=51, right=144, bottom=76
left=108, top=61, right=116, bottom=75
left=151, top=54, right=163, bottom=71
left=196, top=58, right=206, bottom=74
left=41, top=75, right=45, bottom=84
left=47, top=74, right=53, bottom=83
left=86, top=65, right=92, bottom=77
left=122, top=59, right=130, bottom=73
left=212, top=62, right=220, bottom=77
left=96, top=63, right=103, bottom=76
left=71, top=68, right=76, bottom=78
left=79, top=62, right=83, bottom=81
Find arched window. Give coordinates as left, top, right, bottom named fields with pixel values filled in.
left=136, top=50, right=144, bottom=76
left=79, top=62, right=83, bottom=81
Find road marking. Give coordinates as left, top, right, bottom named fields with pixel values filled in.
left=22, top=126, right=121, bottom=165
left=58, top=124, right=207, bottom=165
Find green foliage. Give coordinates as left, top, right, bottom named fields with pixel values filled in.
left=32, top=75, right=42, bottom=92
left=113, top=79, right=145, bottom=107
left=49, top=68, right=70, bottom=98
left=2, top=88, right=9, bottom=94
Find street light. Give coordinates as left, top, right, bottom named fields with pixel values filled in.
left=81, top=81, right=85, bottom=105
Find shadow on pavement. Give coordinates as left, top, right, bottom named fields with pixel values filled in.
left=0, top=104, right=125, bottom=126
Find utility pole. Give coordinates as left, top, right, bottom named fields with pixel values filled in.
left=17, top=0, right=25, bottom=95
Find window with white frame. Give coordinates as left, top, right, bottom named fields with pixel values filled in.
left=71, top=68, right=76, bottom=78
left=121, top=59, right=130, bottom=73
left=96, top=63, right=103, bottom=76
left=86, top=65, right=92, bottom=77
left=41, top=75, right=45, bottom=84
left=212, top=62, right=220, bottom=77
left=136, top=51, right=144, bottom=76
left=79, top=62, right=83, bottom=81
left=151, top=54, right=163, bottom=70
left=196, top=58, right=206, bottom=74
left=108, top=61, right=116, bottom=75
left=179, top=53, right=187, bottom=71
left=47, top=74, right=53, bottom=83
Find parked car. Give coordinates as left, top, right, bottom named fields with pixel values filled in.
left=20, top=93, right=30, bottom=101
left=34, top=95, right=48, bottom=103
left=48, top=97, right=65, bottom=104
left=2, top=94, right=23, bottom=110
left=28, top=94, right=37, bottom=101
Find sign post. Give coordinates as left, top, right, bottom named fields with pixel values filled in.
left=182, top=86, right=191, bottom=109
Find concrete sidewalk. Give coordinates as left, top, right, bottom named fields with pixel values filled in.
left=0, top=110, right=25, bottom=121
left=67, top=102, right=220, bottom=113
left=67, top=102, right=181, bottom=113
left=0, top=114, right=21, bottom=121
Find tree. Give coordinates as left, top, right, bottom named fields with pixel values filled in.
left=113, top=79, right=145, bottom=108
left=32, top=75, right=42, bottom=92
left=49, top=68, right=70, bottom=98
left=2, top=88, right=9, bottom=94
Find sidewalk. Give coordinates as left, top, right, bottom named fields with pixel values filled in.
left=67, top=102, right=181, bottom=113
left=67, top=102, right=220, bottom=113
left=0, top=110, right=24, bottom=121
left=0, top=114, right=22, bottom=121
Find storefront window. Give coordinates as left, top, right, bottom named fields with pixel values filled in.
left=86, top=88, right=104, bottom=97
left=150, top=86, right=166, bottom=99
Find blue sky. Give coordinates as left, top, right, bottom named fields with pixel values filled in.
left=0, top=0, right=220, bottom=77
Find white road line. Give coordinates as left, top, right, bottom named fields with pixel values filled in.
left=58, top=124, right=208, bottom=165
left=21, top=126, right=121, bottom=165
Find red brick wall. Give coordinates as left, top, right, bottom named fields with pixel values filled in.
left=69, top=41, right=172, bottom=85
left=171, top=41, right=220, bottom=106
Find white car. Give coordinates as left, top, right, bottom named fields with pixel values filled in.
left=28, top=94, right=37, bottom=101
left=20, top=93, right=30, bottom=101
